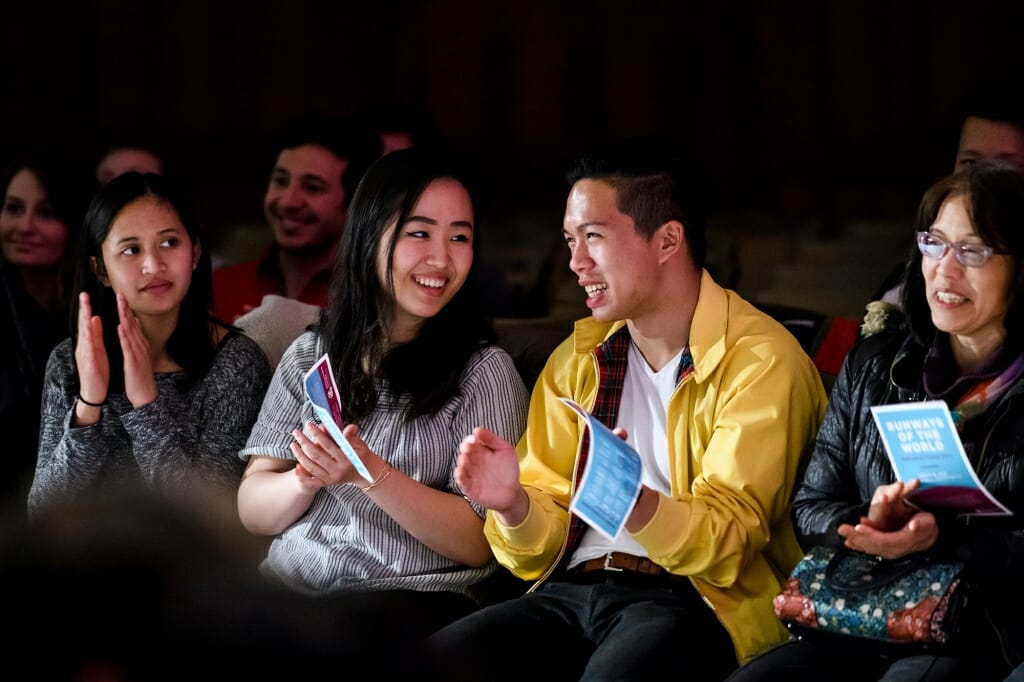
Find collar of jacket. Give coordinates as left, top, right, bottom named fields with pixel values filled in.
left=568, top=270, right=723, bottom=383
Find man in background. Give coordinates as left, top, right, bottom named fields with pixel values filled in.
left=873, top=79, right=1024, bottom=304
left=212, top=114, right=379, bottom=323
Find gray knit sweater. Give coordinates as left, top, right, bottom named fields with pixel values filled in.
left=28, top=332, right=271, bottom=517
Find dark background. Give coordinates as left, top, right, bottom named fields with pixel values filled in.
left=5, top=0, right=1023, bottom=256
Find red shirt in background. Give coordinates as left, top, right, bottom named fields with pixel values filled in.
left=211, top=244, right=331, bottom=323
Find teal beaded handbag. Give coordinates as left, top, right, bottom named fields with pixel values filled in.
left=774, top=546, right=966, bottom=651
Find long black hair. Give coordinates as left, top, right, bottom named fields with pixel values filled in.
left=70, top=172, right=219, bottom=391
left=320, top=146, right=495, bottom=421
left=2, top=150, right=92, bottom=301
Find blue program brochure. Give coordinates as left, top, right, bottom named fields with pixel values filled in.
left=560, top=398, right=643, bottom=540
left=870, top=400, right=1011, bottom=517
left=302, top=354, right=373, bottom=482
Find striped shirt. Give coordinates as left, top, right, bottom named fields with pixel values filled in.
left=241, top=330, right=530, bottom=596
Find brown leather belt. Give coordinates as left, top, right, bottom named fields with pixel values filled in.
left=573, top=552, right=680, bottom=579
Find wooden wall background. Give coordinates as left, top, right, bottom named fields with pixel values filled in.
left=4, top=0, right=1022, bottom=250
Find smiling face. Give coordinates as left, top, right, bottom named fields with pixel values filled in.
left=263, top=144, right=348, bottom=254
left=923, top=193, right=1012, bottom=362
left=562, top=179, right=664, bottom=323
left=95, top=195, right=201, bottom=320
left=0, top=168, right=69, bottom=270
left=377, top=178, right=474, bottom=343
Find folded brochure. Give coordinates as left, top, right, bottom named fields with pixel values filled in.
left=870, top=400, right=1010, bottom=516
left=303, top=353, right=373, bottom=482
left=560, top=397, right=643, bottom=540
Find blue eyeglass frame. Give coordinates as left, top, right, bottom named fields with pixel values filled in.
left=915, top=231, right=1003, bottom=267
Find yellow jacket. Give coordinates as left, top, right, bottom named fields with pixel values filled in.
left=484, top=272, right=828, bottom=663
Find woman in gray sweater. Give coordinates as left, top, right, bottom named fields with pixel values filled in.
left=28, top=172, right=271, bottom=518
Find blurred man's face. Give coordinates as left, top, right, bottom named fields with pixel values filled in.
left=96, top=147, right=164, bottom=185
left=379, top=130, right=414, bottom=156
left=263, top=143, right=348, bottom=254
left=955, top=116, right=1024, bottom=170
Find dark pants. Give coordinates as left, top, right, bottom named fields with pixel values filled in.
left=726, top=637, right=1008, bottom=682
left=317, top=588, right=479, bottom=642
left=423, top=570, right=737, bottom=682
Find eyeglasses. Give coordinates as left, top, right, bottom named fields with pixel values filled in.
left=916, top=231, right=1005, bottom=268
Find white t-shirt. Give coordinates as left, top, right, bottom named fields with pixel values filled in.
left=569, top=341, right=681, bottom=567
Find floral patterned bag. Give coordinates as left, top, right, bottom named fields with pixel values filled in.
left=774, top=546, right=966, bottom=649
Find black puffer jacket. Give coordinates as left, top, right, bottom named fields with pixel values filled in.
left=793, top=321, right=1024, bottom=670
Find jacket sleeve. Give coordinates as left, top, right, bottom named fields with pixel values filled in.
left=483, top=336, right=587, bottom=579
left=632, top=332, right=827, bottom=586
left=793, top=342, right=879, bottom=548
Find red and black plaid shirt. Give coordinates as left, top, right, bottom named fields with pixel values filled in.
left=556, top=325, right=694, bottom=573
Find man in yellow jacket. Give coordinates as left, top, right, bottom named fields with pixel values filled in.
left=425, top=143, right=828, bottom=680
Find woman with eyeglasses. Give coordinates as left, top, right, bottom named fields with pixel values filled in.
left=729, top=161, right=1024, bottom=681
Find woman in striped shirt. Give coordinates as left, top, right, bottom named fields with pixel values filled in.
left=236, top=146, right=529, bottom=638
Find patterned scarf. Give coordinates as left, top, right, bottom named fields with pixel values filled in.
left=949, top=353, right=1024, bottom=431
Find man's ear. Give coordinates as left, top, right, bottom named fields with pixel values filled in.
left=657, top=220, right=684, bottom=264
left=90, top=256, right=110, bottom=287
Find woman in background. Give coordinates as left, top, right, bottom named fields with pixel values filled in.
left=0, top=152, right=90, bottom=509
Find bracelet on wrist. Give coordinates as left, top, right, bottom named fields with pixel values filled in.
left=78, top=394, right=106, bottom=408
left=359, top=463, right=393, bottom=493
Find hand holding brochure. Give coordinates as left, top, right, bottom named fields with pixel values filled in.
left=870, top=400, right=1011, bottom=516
left=560, top=398, right=643, bottom=540
left=303, top=354, right=373, bottom=482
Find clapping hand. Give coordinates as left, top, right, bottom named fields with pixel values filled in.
left=74, top=292, right=110, bottom=419
left=837, top=479, right=939, bottom=559
left=117, top=293, right=157, bottom=407
left=455, top=427, right=528, bottom=524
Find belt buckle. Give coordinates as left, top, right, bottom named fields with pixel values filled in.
left=602, top=553, right=623, bottom=572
